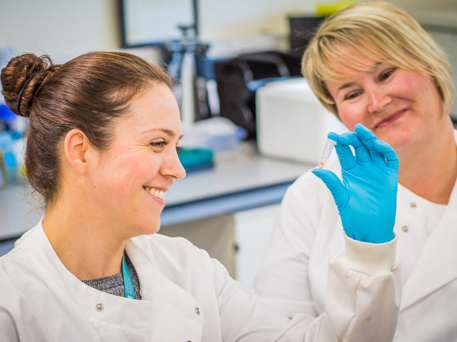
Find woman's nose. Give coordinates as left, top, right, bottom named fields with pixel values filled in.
left=366, top=86, right=392, bottom=113
left=162, top=149, right=186, bottom=180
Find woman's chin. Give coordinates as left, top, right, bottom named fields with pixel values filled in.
left=128, top=219, right=161, bottom=237
left=140, top=223, right=161, bottom=236
left=374, top=128, right=416, bottom=153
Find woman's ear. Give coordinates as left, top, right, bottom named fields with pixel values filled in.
left=63, top=129, right=91, bottom=175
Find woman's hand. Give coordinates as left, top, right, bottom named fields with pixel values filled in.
left=312, top=123, right=399, bottom=243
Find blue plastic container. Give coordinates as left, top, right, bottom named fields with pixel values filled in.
left=178, top=148, right=214, bottom=174
left=0, top=131, right=21, bottom=184
left=0, top=104, right=17, bottom=133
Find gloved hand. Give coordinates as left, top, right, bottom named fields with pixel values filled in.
left=312, top=124, right=399, bottom=243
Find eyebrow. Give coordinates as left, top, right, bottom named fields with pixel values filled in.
left=335, top=62, right=384, bottom=96
left=336, top=82, right=356, bottom=95
left=140, top=128, right=183, bottom=140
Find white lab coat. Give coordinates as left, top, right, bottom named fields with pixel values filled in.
left=0, top=219, right=400, bottom=342
left=255, top=132, right=457, bottom=342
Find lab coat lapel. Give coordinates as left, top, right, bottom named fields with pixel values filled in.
left=126, top=240, right=204, bottom=341
left=400, top=183, right=457, bottom=311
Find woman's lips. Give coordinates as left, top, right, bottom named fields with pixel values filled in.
left=375, top=109, right=407, bottom=129
left=144, top=188, right=165, bottom=206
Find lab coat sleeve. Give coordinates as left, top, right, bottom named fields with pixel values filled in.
left=206, top=233, right=400, bottom=342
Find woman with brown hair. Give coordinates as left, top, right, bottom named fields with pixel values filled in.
left=255, top=1, right=457, bottom=341
left=0, top=51, right=400, bottom=341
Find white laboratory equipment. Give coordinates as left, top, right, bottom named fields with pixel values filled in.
left=256, top=78, right=347, bottom=164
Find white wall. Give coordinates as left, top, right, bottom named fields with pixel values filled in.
left=394, top=0, right=455, bottom=8
left=0, top=0, right=455, bottom=61
left=201, top=0, right=457, bottom=40
left=0, top=0, right=119, bottom=62
left=0, top=0, right=320, bottom=62
left=199, top=0, right=317, bottom=40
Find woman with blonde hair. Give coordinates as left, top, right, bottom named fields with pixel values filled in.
left=255, top=1, right=457, bottom=341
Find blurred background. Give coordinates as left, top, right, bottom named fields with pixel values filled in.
left=1, top=0, right=456, bottom=290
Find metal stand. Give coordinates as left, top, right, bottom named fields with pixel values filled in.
left=164, top=20, right=211, bottom=124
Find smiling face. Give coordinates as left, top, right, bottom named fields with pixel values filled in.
left=325, top=52, right=446, bottom=154
left=87, top=83, right=185, bottom=238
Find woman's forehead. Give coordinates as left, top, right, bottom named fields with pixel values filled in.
left=113, top=85, right=181, bottom=137
left=322, top=44, right=389, bottom=82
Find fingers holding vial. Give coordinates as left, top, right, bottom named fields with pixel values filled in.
left=317, top=124, right=399, bottom=171
left=313, top=124, right=399, bottom=243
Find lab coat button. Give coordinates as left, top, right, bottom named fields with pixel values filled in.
left=195, top=307, right=200, bottom=315
left=95, top=303, right=104, bottom=311
left=402, top=225, right=408, bottom=232
left=410, top=202, right=416, bottom=208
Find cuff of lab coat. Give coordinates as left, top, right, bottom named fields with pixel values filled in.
left=341, top=232, right=397, bottom=277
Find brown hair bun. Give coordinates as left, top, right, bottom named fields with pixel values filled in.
left=1, top=53, right=56, bottom=118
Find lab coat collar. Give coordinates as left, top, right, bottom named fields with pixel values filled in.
left=17, top=219, right=204, bottom=341
left=400, top=134, right=457, bottom=311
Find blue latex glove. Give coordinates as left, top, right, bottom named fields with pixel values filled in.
left=312, top=124, right=399, bottom=243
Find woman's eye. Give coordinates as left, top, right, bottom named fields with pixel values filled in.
left=380, top=68, right=396, bottom=81
left=150, top=141, right=167, bottom=150
left=345, top=91, right=362, bottom=100
left=176, top=146, right=183, bottom=153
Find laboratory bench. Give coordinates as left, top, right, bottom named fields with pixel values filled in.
left=0, top=154, right=313, bottom=277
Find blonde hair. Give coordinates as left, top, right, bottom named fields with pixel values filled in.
left=302, top=0, right=455, bottom=118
